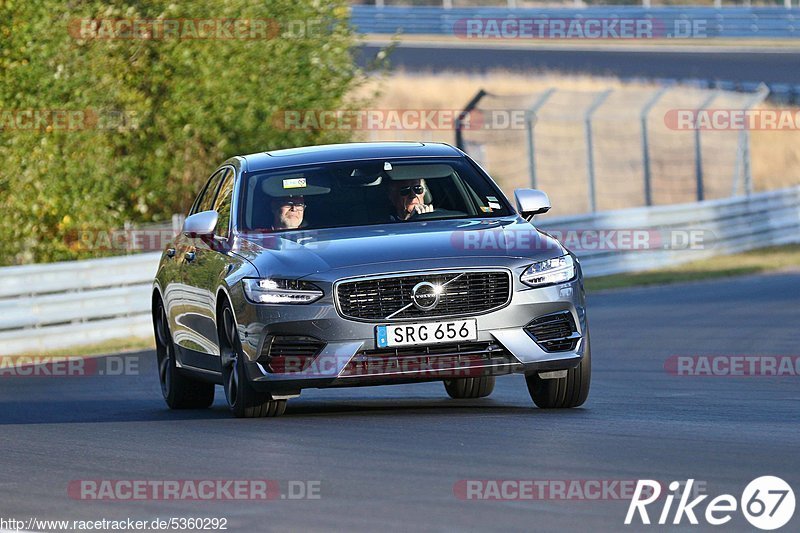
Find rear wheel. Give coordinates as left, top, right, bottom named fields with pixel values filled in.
left=154, top=300, right=214, bottom=409
left=219, top=301, right=287, bottom=418
left=443, top=376, right=495, bottom=399
left=526, top=337, right=591, bottom=409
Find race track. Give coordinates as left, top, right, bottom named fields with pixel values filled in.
left=1, top=272, right=798, bottom=532
left=358, top=43, right=800, bottom=85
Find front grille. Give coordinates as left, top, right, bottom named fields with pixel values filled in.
left=525, top=312, right=580, bottom=352
left=259, top=335, right=325, bottom=373
left=340, top=341, right=518, bottom=378
left=336, top=271, right=511, bottom=321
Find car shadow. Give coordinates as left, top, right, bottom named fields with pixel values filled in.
left=0, top=395, right=591, bottom=425
left=0, top=352, right=590, bottom=424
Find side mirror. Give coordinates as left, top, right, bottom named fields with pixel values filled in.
left=514, top=189, right=551, bottom=220
left=183, top=210, right=219, bottom=238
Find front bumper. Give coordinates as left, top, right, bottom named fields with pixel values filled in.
left=231, top=269, right=587, bottom=393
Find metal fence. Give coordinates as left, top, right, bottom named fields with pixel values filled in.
left=0, top=253, right=160, bottom=355
left=354, top=2, right=797, bottom=8
left=351, top=6, right=800, bottom=36
left=0, top=216, right=185, bottom=354
left=1, top=186, right=798, bottom=355
left=536, top=185, right=800, bottom=276
left=457, top=83, right=773, bottom=217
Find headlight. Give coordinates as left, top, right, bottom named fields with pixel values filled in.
left=520, top=255, right=576, bottom=287
left=242, top=278, right=323, bottom=304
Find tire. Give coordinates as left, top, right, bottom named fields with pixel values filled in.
left=218, top=301, right=287, bottom=418
left=153, top=300, right=215, bottom=409
left=443, top=376, right=495, bottom=399
left=526, top=336, right=591, bottom=409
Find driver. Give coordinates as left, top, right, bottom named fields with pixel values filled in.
left=388, top=179, right=433, bottom=221
left=270, top=195, right=306, bottom=230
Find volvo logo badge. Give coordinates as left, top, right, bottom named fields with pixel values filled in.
left=411, top=282, right=441, bottom=311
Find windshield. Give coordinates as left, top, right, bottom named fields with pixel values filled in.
left=239, top=158, right=513, bottom=232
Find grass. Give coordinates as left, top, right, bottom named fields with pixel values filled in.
left=585, top=244, right=800, bottom=291
left=10, top=336, right=155, bottom=359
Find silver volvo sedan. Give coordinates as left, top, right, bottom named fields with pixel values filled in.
left=152, top=142, right=590, bottom=417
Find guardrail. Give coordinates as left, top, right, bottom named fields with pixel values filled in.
left=1, top=185, right=798, bottom=354
left=537, top=185, right=800, bottom=276
left=351, top=6, right=800, bottom=38
left=0, top=253, right=160, bottom=355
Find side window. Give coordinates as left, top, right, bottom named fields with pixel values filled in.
left=213, top=169, right=235, bottom=238
left=191, top=169, right=226, bottom=215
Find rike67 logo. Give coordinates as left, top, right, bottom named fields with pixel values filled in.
left=626, top=477, right=795, bottom=530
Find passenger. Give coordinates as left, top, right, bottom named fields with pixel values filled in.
left=388, top=179, right=433, bottom=221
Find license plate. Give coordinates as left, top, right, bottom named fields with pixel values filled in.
left=376, top=319, right=478, bottom=348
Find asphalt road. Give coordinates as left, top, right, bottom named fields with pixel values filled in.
left=1, top=272, right=798, bottom=532
left=358, top=43, right=800, bottom=85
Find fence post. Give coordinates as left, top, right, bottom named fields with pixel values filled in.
left=526, top=88, right=556, bottom=190
left=732, top=83, right=770, bottom=196
left=640, top=86, right=668, bottom=206
left=694, top=91, right=720, bottom=202
left=123, top=221, right=133, bottom=255
left=585, top=90, right=612, bottom=213
left=172, top=213, right=185, bottom=236
left=455, top=89, right=487, bottom=151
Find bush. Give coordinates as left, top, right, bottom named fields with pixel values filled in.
left=0, top=0, right=363, bottom=264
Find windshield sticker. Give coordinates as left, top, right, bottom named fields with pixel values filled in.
left=488, top=202, right=501, bottom=210
left=283, top=178, right=307, bottom=189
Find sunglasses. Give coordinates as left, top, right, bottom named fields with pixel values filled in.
left=398, top=185, right=425, bottom=197
left=280, top=201, right=305, bottom=210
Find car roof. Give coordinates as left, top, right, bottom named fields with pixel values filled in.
left=237, top=142, right=463, bottom=173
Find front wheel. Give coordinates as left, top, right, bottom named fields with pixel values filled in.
left=219, top=302, right=287, bottom=418
left=443, top=376, right=495, bottom=399
left=526, top=337, right=591, bottom=409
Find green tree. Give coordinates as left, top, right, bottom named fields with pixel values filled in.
left=0, top=0, right=364, bottom=264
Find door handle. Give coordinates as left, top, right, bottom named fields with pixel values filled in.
left=166, top=248, right=176, bottom=258
left=185, top=251, right=196, bottom=262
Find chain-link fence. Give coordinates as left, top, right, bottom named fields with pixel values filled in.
left=457, top=84, right=772, bottom=217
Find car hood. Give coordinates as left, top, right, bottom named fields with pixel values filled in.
left=233, top=217, right=566, bottom=279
